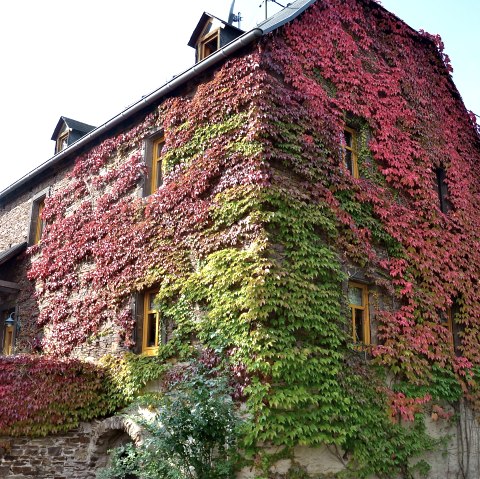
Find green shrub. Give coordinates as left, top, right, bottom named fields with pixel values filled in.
left=98, top=361, right=241, bottom=479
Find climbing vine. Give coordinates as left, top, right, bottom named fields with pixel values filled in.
left=0, top=353, right=165, bottom=437
left=11, top=0, right=480, bottom=476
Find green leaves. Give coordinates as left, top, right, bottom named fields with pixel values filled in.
left=98, top=362, right=240, bottom=479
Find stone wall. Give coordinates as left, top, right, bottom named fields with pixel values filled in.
left=0, top=169, right=71, bottom=251
left=0, top=417, right=140, bottom=479
left=237, top=405, right=480, bottom=479
left=0, top=169, right=73, bottom=354
left=0, top=254, right=40, bottom=353
left=2, top=401, right=479, bottom=479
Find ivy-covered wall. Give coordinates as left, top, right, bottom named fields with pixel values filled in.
left=1, top=0, right=480, bottom=477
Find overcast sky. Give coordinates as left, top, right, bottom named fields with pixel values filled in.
left=0, top=0, right=478, bottom=192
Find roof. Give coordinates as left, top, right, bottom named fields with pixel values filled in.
left=188, top=12, right=244, bottom=48
left=51, top=116, right=96, bottom=141
left=0, top=242, right=28, bottom=267
left=0, top=0, right=449, bottom=203
left=257, top=0, right=316, bottom=33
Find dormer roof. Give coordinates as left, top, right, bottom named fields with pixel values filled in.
left=51, top=116, right=96, bottom=142
left=188, top=12, right=244, bottom=49
left=188, top=12, right=245, bottom=63
left=51, top=116, right=96, bottom=155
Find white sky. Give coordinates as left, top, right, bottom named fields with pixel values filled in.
left=0, top=0, right=478, bottom=192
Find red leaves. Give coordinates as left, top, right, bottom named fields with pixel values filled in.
left=389, top=391, right=431, bottom=422
left=260, top=0, right=480, bottom=412
left=0, top=355, right=111, bottom=436
left=26, top=49, right=267, bottom=357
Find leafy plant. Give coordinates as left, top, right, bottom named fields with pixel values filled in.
left=98, top=361, right=241, bottom=479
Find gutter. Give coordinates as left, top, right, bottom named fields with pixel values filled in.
left=0, top=28, right=263, bottom=201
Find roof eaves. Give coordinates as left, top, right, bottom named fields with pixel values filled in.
left=0, top=0, right=320, bottom=202
left=0, top=242, right=28, bottom=267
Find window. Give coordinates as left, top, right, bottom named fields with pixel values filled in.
left=343, top=127, right=359, bottom=178
left=144, top=134, right=164, bottom=196
left=348, top=282, right=370, bottom=344
left=29, top=193, right=47, bottom=245
left=435, top=166, right=452, bottom=213
left=2, top=310, right=15, bottom=355
left=439, top=307, right=455, bottom=347
left=199, top=29, right=219, bottom=60
left=34, top=199, right=45, bottom=244
left=151, top=136, right=164, bottom=194
left=142, top=288, right=165, bottom=355
left=56, top=132, right=69, bottom=154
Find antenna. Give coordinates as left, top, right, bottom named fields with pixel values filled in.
left=228, top=0, right=236, bottom=23
left=228, top=0, right=242, bottom=28
left=259, top=0, right=286, bottom=20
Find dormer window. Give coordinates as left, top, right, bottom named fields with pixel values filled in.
left=51, top=116, right=96, bottom=155
left=56, top=132, right=69, bottom=153
left=200, top=29, right=220, bottom=60
left=188, top=12, right=244, bottom=64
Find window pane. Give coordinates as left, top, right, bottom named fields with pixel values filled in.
left=146, top=313, right=158, bottom=347
left=345, top=150, right=353, bottom=174
left=348, top=286, right=363, bottom=306
left=148, top=293, right=157, bottom=311
left=354, top=309, right=364, bottom=343
left=344, top=130, right=352, bottom=147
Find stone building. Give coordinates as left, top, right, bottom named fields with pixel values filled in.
left=1, top=0, right=480, bottom=477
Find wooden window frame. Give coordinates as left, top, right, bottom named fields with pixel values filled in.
left=2, top=309, right=16, bottom=356
left=343, top=127, right=359, bottom=178
left=199, top=29, right=220, bottom=61
left=151, top=136, right=164, bottom=194
left=3, top=325, right=14, bottom=355
left=142, top=288, right=165, bottom=356
left=440, top=307, right=454, bottom=347
left=34, top=199, right=45, bottom=244
left=144, top=133, right=164, bottom=196
left=348, top=281, right=370, bottom=345
left=29, top=192, right=48, bottom=245
left=56, top=131, right=69, bottom=154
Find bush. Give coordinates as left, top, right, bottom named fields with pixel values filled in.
left=98, top=361, right=241, bottom=479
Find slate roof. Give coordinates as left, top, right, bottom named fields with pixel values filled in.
left=0, top=243, right=28, bottom=267
left=257, top=0, right=316, bottom=33
left=51, top=116, right=96, bottom=141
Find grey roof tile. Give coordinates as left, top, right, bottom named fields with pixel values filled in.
left=257, top=0, right=316, bottom=34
